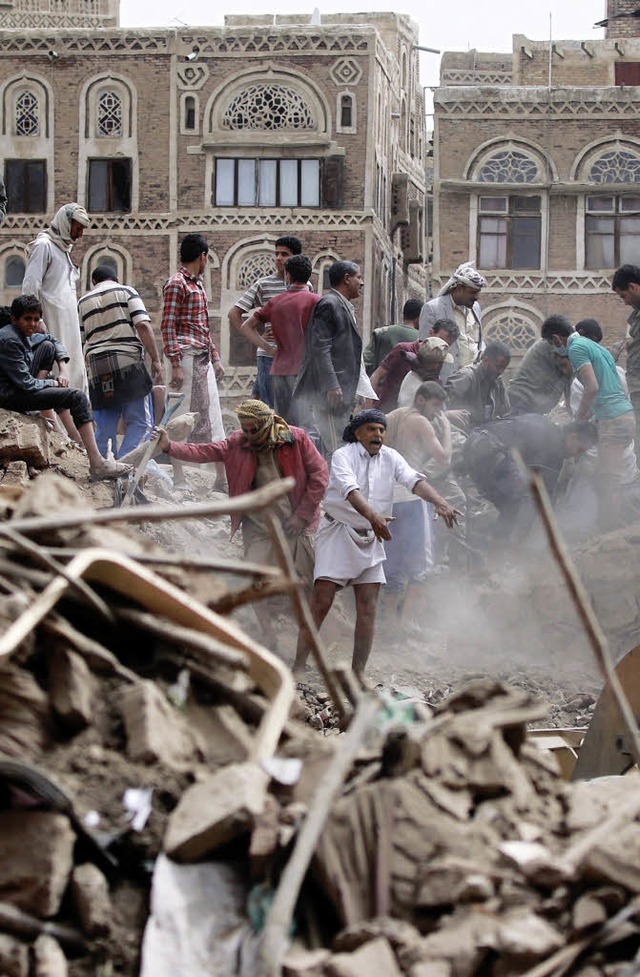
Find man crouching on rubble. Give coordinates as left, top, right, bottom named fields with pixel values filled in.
left=153, top=398, right=328, bottom=647
left=293, top=409, right=460, bottom=678
left=0, top=295, right=130, bottom=481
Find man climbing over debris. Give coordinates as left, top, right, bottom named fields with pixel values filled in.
left=293, top=409, right=459, bottom=678
left=444, top=339, right=512, bottom=428
left=153, top=398, right=328, bottom=647
left=0, top=295, right=131, bottom=481
left=369, top=332, right=455, bottom=413
left=462, top=413, right=598, bottom=543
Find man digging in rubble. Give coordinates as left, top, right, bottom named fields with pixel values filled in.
left=153, top=398, right=328, bottom=648
left=293, top=409, right=459, bottom=678
left=0, top=295, right=131, bottom=480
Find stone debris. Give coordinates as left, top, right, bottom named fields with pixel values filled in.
left=1, top=417, right=640, bottom=977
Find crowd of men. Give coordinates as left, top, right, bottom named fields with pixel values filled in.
left=0, top=198, right=639, bottom=675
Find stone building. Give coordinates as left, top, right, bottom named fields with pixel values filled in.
left=433, top=0, right=640, bottom=361
left=0, top=8, right=426, bottom=400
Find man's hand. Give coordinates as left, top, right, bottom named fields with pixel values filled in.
left=369, top=511, right=393, bottom=541
left=151, top=426, right=170, bottom=452
left=326, top=387, right=344, bottom=412
left=57, top=363, right=70, bottom=388
left=283, top=513, right=306, bottom=536
left=56, top=375, right=70, bottom=388
left=170, top=363, right=183, bottom=391
left=214, top=361, right=225, bottom=381
left=434, top=502, right=462, bottom=529
left=151, top=361, right=163, bottom=384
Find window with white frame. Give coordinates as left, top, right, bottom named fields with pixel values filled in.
left=478, top=150, right=540, bottom=184
left=478, top=195, right=541, bottom=269
left=214, top=158, right=320, bottom=207
left=5, top=159, right=46, bottom=213
left=585, top=194, right=640, bottom=268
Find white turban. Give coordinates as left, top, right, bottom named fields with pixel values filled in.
left=49, top=203, right=90, bottom=251
left=438, top=262, right=486, bottom=297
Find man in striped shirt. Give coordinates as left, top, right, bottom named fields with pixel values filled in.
left=79, top=266, right=163, bottom=457
left=228, top=236, right=303, bottom=408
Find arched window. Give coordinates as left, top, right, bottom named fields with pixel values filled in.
left=478, top=150, right=540, bottom=184
left=590, top=149, right=640, bottom=184
left=15, top=90, right=39, bottom=137
left=484, top=311, right=538, bottom=354
left=222, top=84, right=315, bottom=131
left=5, top=256, right=25, bottom=288
left=582, top=146, right=640, bottom=268
left=97, top=90, right=122, bottom=138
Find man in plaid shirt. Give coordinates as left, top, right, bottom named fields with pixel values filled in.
left=161, top=234, right=225, bottom=448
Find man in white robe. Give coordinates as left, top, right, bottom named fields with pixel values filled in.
left=22, top=203, right=90, bottom=393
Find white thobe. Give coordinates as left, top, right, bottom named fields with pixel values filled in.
left=23, top=233, right=88, bottom=393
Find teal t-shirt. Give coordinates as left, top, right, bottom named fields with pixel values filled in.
left=568, top=335, right=632, bottom=421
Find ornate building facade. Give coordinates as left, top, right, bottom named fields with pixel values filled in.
left=0, top=10, right=426, bottom=399
left=433, top=0, right=640, bottom=359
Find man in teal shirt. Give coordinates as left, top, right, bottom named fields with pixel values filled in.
left=541, top=314, right=635, bottom=531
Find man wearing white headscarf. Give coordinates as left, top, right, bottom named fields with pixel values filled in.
left=22, top=203, right=91, bottom=392
left=419, top=262, right=487, bottom=371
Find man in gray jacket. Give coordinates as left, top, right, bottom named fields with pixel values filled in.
left=419, top=263, right=486, bottom=371
left=292, top=259, right=364, bottom=457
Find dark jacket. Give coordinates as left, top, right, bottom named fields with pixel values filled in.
left=0, top=323, right=69, bottom=400
left=445, top=362, right=510, bottom=426
left=293, top=290, right=362, bottom=407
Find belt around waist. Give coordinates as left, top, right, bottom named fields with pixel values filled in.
left=324, top=512, right=371, bottom=537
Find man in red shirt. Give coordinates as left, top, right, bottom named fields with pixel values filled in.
left=153, top=398, right=327, bottom=649
left=239, top=255, right=319, bottom=422
left=370, top=333, right=454, bottom=412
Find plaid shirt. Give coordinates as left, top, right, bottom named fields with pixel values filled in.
left=161, top=266, right=220, bottom=367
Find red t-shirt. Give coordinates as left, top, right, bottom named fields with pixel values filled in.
left=255, top=287, right=320, bottom=375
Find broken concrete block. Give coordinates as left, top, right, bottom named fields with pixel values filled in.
left=0, top=811, right=74, bottom=917
left=326, top=937, right=402, bottom=977
left=0, top=933, right=29, bottom=977
left=71, top=863, right=111, bottom=936
left=282, top=947, right=330, bottom=976
left=2, top=460, right=29, bottom=486
left=0, top=662, right=49, bottom=758
left=0, top=409, right=49, bottom=467
left=189, top=703, right=253, bottom=766
left=409, top=963, right=452, bottom=977
left=572, top=894, right=608, bottom=933
left=495, top=910, right=564, bottom=960
left=120, top=680, right=198, bottom=771
left=48, top=647, right=95, bottom=731
left=164, top=763, right=268, bottom=863
left=33, top=934, right=67, bottom=977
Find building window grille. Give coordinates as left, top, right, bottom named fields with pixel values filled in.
left=478, top=195, right=541, bottom=269
left=4, top=257, right=25, bottom=288
left=87, top=158, right=131, bottom=211
left=97, top=91, right=123, bottom=137
left=236, top=253, right=275, bottom=290
left=215, top=158, right=320, bottom=207
left=4, top=159, right=46, bottom=213
left=15, top=91, right=39, bottom=137
left=222, top=85, right=314, bottom=130
left=484, top=313, right=538, bottom=353
left=478, top=150, right=539, bottom=184
left=586, top=194, right=640, bottom=268
left=589, top=150, right=640, bottom=184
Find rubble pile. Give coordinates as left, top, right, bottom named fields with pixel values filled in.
left=0, top=428, right=640, bottom=975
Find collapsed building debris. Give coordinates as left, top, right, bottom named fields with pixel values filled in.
left=1, top=415, right=640, bottom=975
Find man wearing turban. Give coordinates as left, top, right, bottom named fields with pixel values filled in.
left=419, top=262, right=487, bottom=372
left=22, top=203, right=91, bottom=392
left=293, top=409, right=459, bottom=677
left=153, top=399, right=328, bottom=648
